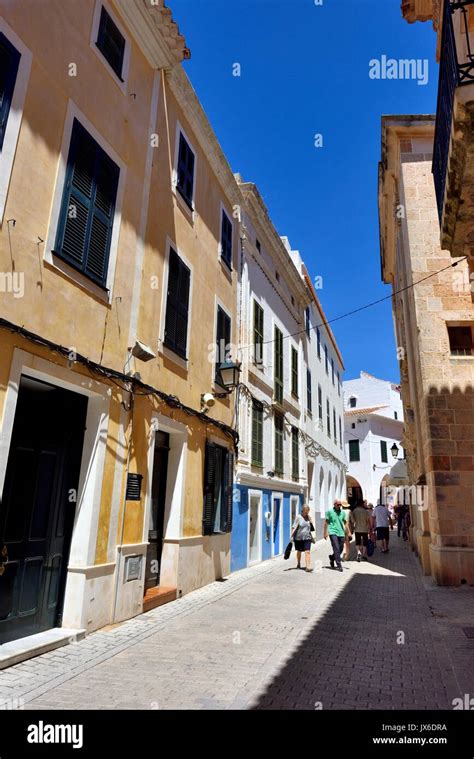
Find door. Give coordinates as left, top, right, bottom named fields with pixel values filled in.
left=272, top=496, right=282, bottom=556
left=0, top=376, right=87, bottom=645
left=145, top=431, right=169, bottom=591
left=248, top=493, right=261, bottom=565
left=290, top=497, right=298, bottom=540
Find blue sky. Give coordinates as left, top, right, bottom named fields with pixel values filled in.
left=172, top=0, right=438, bottom=382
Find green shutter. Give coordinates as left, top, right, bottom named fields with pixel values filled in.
left=177, top=133, right=195, bottom=208
left=55, top=119, right=119, bottom=288
left=274, top=412, right=284, bottom=475
left=215, top=307, right=231, bottom=384
left=221, top=210, right=233, bottom=267
left=223, top=449, right=234, bottom=533
left=274, top=327, right=283, bottom=403
left=292, top=427, right=299, bottom=480
left=164, top=248, right=190, bottom=358
left=96, top=6, right=126, bottom=80
left=0, top=33, right=21, bottom=151
left=254, top=301, right=264, bottom=364
left=307, top=369, right=312, bottom=412
left=252, top=400, right=263, bottom=466
left=291, top=347, right=298, bottom=397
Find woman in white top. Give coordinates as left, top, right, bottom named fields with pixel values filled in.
left=291, top=504, right=314, bottom=572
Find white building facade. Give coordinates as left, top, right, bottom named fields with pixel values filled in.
left=343, top=372, right=405, bottom=507
left=231, top=178, right=346, bottom=571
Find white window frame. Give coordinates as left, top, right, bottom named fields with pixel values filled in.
left=218, top=201, right=234, bottom=271
left=212, top=296, right=233, bottom=392
left=0, top=18, right=32, bottom=225
left=158, top=237, right=194, bottom=370
left=248, top=489, right=262, bottom=566
left=252, top=294, right=265, bottom=368
left=90, top=0, right=131, bottom=95
left=271, top=492, right=284, bottom=558
left=44, top=100, right=126, bottom=303
left=172, top=121, right=197, bottom=220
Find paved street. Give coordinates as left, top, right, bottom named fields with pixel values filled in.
left=1, top=535, right=473, bottom=710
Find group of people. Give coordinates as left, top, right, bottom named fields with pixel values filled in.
left=291, top=499, right=411, bottom=572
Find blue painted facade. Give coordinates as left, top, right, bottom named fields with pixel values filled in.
left=231, top=484, right=303, bottom=572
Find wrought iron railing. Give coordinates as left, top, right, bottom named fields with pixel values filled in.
left=433, top=0, right=474, bottom=222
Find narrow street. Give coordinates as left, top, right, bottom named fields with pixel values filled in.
left=1, top=536, right=473, bottom=711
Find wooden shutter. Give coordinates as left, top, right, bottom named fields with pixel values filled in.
left=55, top=119, right=119, bottom=287
left=223, top=449, right=234, bottom=533
left=291, top=347, right=298, bottom=396
left=253, top=301, right=264, bottom=364
left=202, top=442, right=216, bottom=536
left=307, top=369, right=312, bottom=412
left=221, top=210, right=233, bottom=267
left=274, top=327, right=283, bottom=403
left=97, top=6, right=125, bottom=80
left=292, top=427, right=299, bottom=480
left=215, top=307, right=231, bottom=383
left=252, top=400, right=263, bottom=466
left=0, top=33, right=21, bottom=151
left=164, top=248, right=190, bottom=358
left=177, top=133, right=195, bottom=207
left=274, top=412, right=284, bottom=474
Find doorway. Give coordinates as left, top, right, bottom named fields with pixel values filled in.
left=144, top=431, right=169, bottom=591
left=248, top=492, right=261, bottom=565
left=0, top=376, right=87, bottom=645
left=272, top=494, right=282, bottom=556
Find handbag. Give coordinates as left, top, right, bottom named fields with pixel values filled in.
left=284, top=541, right=293, bottom=560
left=367, top=538, right=375, bottom=557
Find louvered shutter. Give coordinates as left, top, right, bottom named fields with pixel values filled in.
left=215, top=307, right=231, bottom=383
left=223, top=449, right=234, bottom=534
left=0, top=33, right=21, bottom=151
left=252, top=401, right=263, bottom=466
left=177, top=133, right=195, bottom=207
left=96, top=6, right=125, bottom=80
left=203, top=443, right=216, bottom=536
left=55, top=119, right=119, bottom=287
left=274, top=327, right=283, bottom=403
left=221, top=211, right=232, bottom=267
left=164, top=249, right=190, bottom=358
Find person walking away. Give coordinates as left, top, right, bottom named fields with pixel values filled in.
left=373, top=502, right=393, bottom=553
left=396, top=503, right=407, bottom=538
left=291, top=505, right=314, bottom=572
left=341, top=501, right=353, bottom=561
left=324, top=500, right=349, bottom=572
left=350, top=500, right=371, bottom=562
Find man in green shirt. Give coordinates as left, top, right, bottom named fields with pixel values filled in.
left=324, top=500, right=350, bottom=572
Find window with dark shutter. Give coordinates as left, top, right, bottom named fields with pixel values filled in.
left=215, top=306, right=231, bottom=385
left=291, top=427, right=299, bottom=480
left=0, top=33, right=21, bottom=152
left=54, top=119, right=119, bottom=288
left=274, top=412, right=284, bottom=475
left=291, top=347, right=298, bottom=397
left=220, top=209, right=233, bottom=268
left=318, top=385, right=323, bottom=421
left=96, top=6, right=126, bottom=80
left=327, top=399, right=331, bottom=437
left=381, top=440, right=388, bottom=463
left=331, top=358, right=335, bottom=385
left=305, top=307, right=311, bottom=338
left=307, top=369, right=312, bottom=413
left=317, top=328, right=321, bottom=359
left=202, top=442, right=234, bottom=535
left=325, top=345, right=329, bottom=374
left=339, top=416, right=343, bottom=449
left=252, top=400, right=263, bottom=467
left=253, top=301, right=264, bottom=365
left=177, top=132, right=195, bottom=209
left=448, top=325, right=473, bottom=356
left=333, top=408, right=337, bottom=443
left=274, top=327, right=283, bottom=404
left=349, top=440, right=360, bottom=462
left=164, top=248, right=191, bottom=359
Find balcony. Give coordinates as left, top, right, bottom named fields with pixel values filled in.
left=433, top=0, right=474, bottom=255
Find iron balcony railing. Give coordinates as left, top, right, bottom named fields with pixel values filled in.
left=433, top=0, right=474, bottom=222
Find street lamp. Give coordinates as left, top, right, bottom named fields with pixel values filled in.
left=391, top=443, right=400, bottom=460
left=215, top=361, right=241, bottom=395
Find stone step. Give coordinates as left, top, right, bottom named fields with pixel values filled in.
left=143, top=586, right=177, bottom=613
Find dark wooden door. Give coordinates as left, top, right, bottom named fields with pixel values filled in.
left=0, top=376, right=87, bottom=644
left=145, top=432, right=169, bottom=591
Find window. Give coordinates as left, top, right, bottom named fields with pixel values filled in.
left=0, top=32, right=21, bottom=152
left=349, top=396, right=357, bottom=408
left=254, top=301, right=264, bottom=365
left=318, top=385, right=323, bottom=421
left=333, top=408, right=337, bottom=443
left=448, top=325, right=473, bottom=356
left=339, top=416, right=343, bottom=449
left=251, top=400, right=263, bottom=467
left=177, top=131, right=195, bottom=209
left=381, top=440, right=388, bottom=463
left=291, top=346, right=298, bottom=397
left=305, top=307, right=311, bottom=338
left=307, top=369, right=312, bottom=413
left=351, top=423, right=355, bottom=429
left=325, top=345, right=329, bottom=374
left=274, top=412, right=284, bottom=475
left=331, top=358, right=335, bottom=385
left=275, top=271, right=280, bottom=282
left=164, top=247, right=191, bottom=358
left=54, top=118, right=119, bottom=288
left=96, top=6, right=126, bottom=80
left=394, top=411, right=398, bottom=420
left=215, top=306, right=231, bottom=385
left=337, top=371, right=341, bottom=396
left=220, top=208, right=233, bottom=268
left=203, top=442, right=234, bottom=535
left=349, top=439, right=360, bottom=462
left=274, top=326, right=283, bottom=404
left=291, top=427, right=299, bottom=480
left=326, top=399, right=331, bottom=437
left=256, top=238, right=261, bottom=253
left=317, top=328, right=321, bottom=359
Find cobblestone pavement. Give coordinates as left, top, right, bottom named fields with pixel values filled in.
left=1, top=535, right=473, bottom=710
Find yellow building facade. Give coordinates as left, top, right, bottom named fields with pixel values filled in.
left=0, top=0, right=241, bottom=647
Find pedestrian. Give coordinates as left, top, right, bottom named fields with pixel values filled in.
left=341, top=501, right=352, bottom=561
left=324, top=499, right=349, bottom=572
left=350, top=500, right=372, bottom=562
left=291, top=504, right=314, bottom=572
left=373, top=501, right=393, bottom=553
left=396, top=503, right=408, bottom=538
